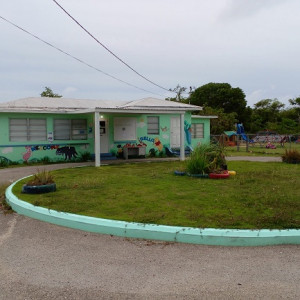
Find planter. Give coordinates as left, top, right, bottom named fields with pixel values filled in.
left=22, top=183, right=56, bottom=194
left=209, top=171, right=230, bottom=179
left=187, top=173, right=209, bottom=178
left=174, top=170, right=186, bottom=176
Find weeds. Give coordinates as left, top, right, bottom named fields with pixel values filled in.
left=282, top=149, right=300, bottom=164
left=26, top=169, right=55, bottom=186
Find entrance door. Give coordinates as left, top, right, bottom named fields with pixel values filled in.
left=170, top=117, right=180, bottom=148
left=100, top=120, right=109, bottom=153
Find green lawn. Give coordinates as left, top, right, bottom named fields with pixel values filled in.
left=12, top=161, right=300, bottom=230
left=225, top=142, right=300, bottom=157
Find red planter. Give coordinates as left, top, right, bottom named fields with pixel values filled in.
left=209, top=171, right=230, bottom=179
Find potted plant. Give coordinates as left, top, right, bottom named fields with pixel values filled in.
left=22, top=169, right=56, bottom=194
left=185, top=143, right=227, bottom=178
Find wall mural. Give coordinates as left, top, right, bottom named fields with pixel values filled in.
left=20, top=145, right=78, bottom=161
left=56, top=146, right=78, bottom=160
left=115, top=136, right=164, bottom=158
left=184, top=120, right=192, bottom=145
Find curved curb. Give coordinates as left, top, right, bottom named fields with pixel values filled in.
left=5, top=179, right=300, bottom=247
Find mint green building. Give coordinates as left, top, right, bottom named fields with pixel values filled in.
left=0, top=97, right=215, bottom=166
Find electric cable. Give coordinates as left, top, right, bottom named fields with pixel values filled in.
left=52, top=0, right=174, bottom=94
left=0, top=15, right=165, bottom=97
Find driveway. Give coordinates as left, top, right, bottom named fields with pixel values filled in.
left=1, top=157, right=299, bottom=299
left=0, top=213, right=299, bottom=299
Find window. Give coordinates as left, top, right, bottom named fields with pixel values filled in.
left=147, top=116, right=159, bottom=135
left=54, top=119, right=87, bottom=140
left=114, top=117, right=136, bottom=141
left=9, top=118, right=47, bottom=142
left=192, top=123, right=204, bottom=139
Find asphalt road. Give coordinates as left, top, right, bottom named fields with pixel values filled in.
left=2, top=156, right=299, bottom=300
left=0, top=212, right=299, bottom=300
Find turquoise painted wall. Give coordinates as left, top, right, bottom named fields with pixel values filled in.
left=0, top=112, right=94, bottom=163
left=0, top=112, right=211, bottom=162
left=190, top=117, right=211, bottom=148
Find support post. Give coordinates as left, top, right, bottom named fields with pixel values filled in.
left=94, top=111, right=100, bottom=167
left=180, top=113, right=185, bottom=161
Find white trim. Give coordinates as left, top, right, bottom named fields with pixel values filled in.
left=180, top=113, right=185, bottom=161
left=191, top=115, right=218, bottom=119
left=94, top=112, right=100, bottom=167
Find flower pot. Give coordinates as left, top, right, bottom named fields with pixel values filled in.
left=187, top=173, right=209, bottom=178
left=174, top=170, right=186, bottom=176
left=22, top=183, right=56, bottom=194
left=209, top=171, right=230, bottom=179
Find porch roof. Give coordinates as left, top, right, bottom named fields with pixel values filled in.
left=0, top=97, right=202, bottom=114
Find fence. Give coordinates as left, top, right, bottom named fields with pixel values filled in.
left=210, top=133, right=300, bottom=155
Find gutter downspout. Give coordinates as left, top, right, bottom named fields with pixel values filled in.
left=180, top=113, right=185, bottom=161
left=94, top=111, right=100, bottom=167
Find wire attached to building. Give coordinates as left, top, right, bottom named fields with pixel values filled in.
left=0, top=15, right=165, bottom=97
left=52, top=0, right=174, bottom=94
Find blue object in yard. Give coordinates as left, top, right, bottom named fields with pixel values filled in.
left=236, top=123, right=252, bottom=142
left=165, top=146, right=193, bottom=157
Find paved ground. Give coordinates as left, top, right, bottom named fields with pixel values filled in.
left=0, top=213, right=299, bottom=300
left=1, top=156, right=299, bottom=300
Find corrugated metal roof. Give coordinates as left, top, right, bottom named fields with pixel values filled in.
left=0, top=97, right=202, bottom=113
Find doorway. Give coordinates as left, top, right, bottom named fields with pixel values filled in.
left=170, top=116, right=180, bottom=148
left=100, top=120, right=109, bottom=153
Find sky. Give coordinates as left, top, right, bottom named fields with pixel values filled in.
left=1, top=0, right=300, bottom=107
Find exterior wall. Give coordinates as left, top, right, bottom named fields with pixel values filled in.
left=190, top=118, right=211, bottom=148
left=102, top=112, right=194, bottom=157
left=0, top=111, right=211, bottom=162
left=0, top=112, right=94, bottom=163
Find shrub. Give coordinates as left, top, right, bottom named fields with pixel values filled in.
left=26, top=169, right=55, bottom=186
left=186, top=143, right=226, bottom=174
left=40, top=156, right=51, bottom=164
left=79, top=151, right=91, bottom=162
left=282, top=149, right=300, bottom=164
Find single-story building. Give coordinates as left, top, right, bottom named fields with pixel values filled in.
left=0, top=97, right=215, bottom=166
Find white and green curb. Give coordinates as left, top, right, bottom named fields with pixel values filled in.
left=5, top=179, right=300, bottom=247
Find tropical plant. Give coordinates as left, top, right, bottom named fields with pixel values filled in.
left=186, top=143, right=226, bottom=174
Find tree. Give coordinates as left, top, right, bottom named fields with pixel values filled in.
left=166, top=84, right=187, bottom=102
left=249, top=99, right=286, bottom=133
left=40, top=87, right=62, bottom=98
left=289, top=97, right=300, bottom=126
left=198, top=106, right=238, bottom=135
left=188, top=83, right=247, bottom=119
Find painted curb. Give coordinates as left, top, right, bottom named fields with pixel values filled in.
left=5, top=179, right=300, bottom=247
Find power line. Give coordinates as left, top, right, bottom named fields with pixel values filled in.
left=52, top=0, right=174, bottom=94
left=0, top=15, right=165, bottom=97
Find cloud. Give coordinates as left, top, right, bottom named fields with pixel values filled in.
left=220, top=0, right=283, bottom=20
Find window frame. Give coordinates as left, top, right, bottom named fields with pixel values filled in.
left=191, top=123, right=204, bottom=139
left=9, top=118, right=47, bottom=142
left=147, top=116, right=159, bottom=135
left=53, top=119, right=87, bottom=141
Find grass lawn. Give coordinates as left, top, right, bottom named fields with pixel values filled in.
left=12, top=161, right=300, bottom=230
left=225, top=142, right=300, bottom=157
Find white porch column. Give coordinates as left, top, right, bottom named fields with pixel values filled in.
left=94, top=111, right=101, bottom=167
left=180, top=112, right=185, bottom=161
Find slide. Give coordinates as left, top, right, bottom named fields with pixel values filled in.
left=236, top=123, right=251, bottom=142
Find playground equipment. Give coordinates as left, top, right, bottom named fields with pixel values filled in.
left=236, top=123, right=249, bottom=141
